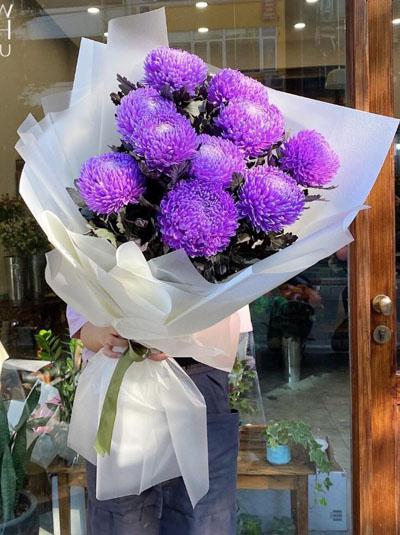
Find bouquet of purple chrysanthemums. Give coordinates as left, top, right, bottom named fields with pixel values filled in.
left=73, top=46, right=339, bottom=282
left=16, top=10, right=397, bottom=508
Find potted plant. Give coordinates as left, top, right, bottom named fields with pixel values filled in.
left=237, top=513, right=263, bottom=535
left=267, top=281, right=322, bottom=385
left=34, top=329, right=82, bottom=462
left=229, top=358, right=257, bottom=416
left=0, top=386, right=42, bottom=534
left=0, top=195, right=48, bottom=302
left=269, top=516, right=295, bottom=535
left=264, top=420, right=333, bottom=505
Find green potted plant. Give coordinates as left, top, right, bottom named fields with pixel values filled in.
left=237, top=512, right=263, bottom=535
left=269, top=516, right=295, bottom=535
left=35, top=329, right=82, bottom=423
left=264, top=420, right=333, bottom=505
left=34, top=329, right=82, bottom=462
left=0, top=386, right=42, bottom=534
left=267, top=281, right=321, bottom=385
left=229, top=358, right=257, bottom=417
left=0, top=195, right=49, bottom=302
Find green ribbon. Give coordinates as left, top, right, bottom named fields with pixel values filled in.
left=94, top=341, right=149, bottom=456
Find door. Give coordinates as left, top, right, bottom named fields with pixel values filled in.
left=348, top=1, right=399, bottom=533
left=0, top=1, right=398, bottom=534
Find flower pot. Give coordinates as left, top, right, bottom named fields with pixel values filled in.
left=4, top=256, right=29, bottom=303
left=28, top=253, right=47, bottom=300
left=0, top=490, right=39, bottom=535
left=282, top=336, right=301, bottom=386
left=266, top=444, right=291, bottom=465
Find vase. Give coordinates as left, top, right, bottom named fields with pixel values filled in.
left=0, top=491, right=39, bottom=535
left=4, top=256, right=29, bottom=303
left=266, top=444, right=291, bottom=465
left=282, top=336, right=302, bottom=386
left=28, top=253, right=47, bottom=300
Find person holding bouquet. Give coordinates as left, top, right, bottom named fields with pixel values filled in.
left=18, top=12, right=396, bottom=534
left=67, top=307, right=240, bottom=535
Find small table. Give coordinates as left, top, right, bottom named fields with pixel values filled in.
left=237, top=425, right=314, bottom=535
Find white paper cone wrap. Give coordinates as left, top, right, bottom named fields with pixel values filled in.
left=68, top=352, right=208, bottom=506
left=16, top=8, right=399, bottom=506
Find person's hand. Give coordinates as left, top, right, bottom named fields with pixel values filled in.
left=99, top=327, right=129, bottom=358
left=147, top=350, right=169, bottom=362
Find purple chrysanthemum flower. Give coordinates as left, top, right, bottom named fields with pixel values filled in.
left=280, top=130, right=340, bottom=187
left=116, top=87, right=176, bottom=144
left=215, top=99, right=284, bottom=157
left=130, top=112, right=198, bottom=173
left=144, top=47, right=208, bottom=95
left=158, top=180, right=238, bottom=257
left=208, top=68, right=269, bottom=107
left=77, top=153, right=146, bottom=215
left=238, top=166, right=305, bottom=232
left=190, top=134, right=245, bottom=189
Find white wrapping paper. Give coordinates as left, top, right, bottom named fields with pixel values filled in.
left=16, top=9, right=399, bottom=506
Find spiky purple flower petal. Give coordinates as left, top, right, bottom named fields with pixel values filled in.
left=215, top=99, right=284, bottom=157
left=190, top=134, right=245, bottom=189
left=130, top=112, right=198, bottom=174
left=238, top=166, right=305, bottom=232
left=280, top=130, right=340, bottom=187
left=77, top=153, right=146, bottom=215
left=144, top=47, right=208, bottom=95
left=116, top=87, right=176, bottom=144
left=158, top=180, right=238, bottom=257
left=208, top=68, right=269, bottom=107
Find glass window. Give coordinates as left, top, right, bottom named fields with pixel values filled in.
left=0, top=1, right=350, bottom=533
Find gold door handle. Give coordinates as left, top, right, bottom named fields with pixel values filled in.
left=372, top=295, right=393, bottom=316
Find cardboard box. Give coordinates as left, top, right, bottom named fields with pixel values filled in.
left=308, top=470, right=348, bottom=532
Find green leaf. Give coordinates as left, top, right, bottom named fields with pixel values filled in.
left=93, top=228, right=117, bottom=246
left=1, top=444, right=17, bottom=522
left=14, top=386, right=41, bottom=432
left=0, top=397, right=10, bottom=452
left=12, top=422, right=27, bottom=493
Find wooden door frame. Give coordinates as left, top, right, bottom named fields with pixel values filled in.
left=347, top=1, right=398, bottom=533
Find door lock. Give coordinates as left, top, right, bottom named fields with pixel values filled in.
left=372, top=325, right=392, bottom=345
left=372, top=295, right=393, bottom=316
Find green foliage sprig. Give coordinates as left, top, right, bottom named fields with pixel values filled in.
left=270, top=516, right=295, bottom=535
left=228, top=358, right=257, bottom=415
left=35, top=330, right=82, bottom=423
left=237, top=513, right=263, bottom=535
left=265, top=420, right=333, bottom=506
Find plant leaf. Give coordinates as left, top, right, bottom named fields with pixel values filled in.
left=66, top=187, right=86, bottom=209
left=93, top=228, right=117, bottom=247
left=12, top=422, right=27, bottom=493
left=1, top=444, right=16, bottom=522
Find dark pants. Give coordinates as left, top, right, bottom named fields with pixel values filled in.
left=86, top=364, right=239, bottom=535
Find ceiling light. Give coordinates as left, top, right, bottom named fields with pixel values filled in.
left=196, top=1, right=208, bottom=8
left=306, top=0, right=318, bottom=4
left=87, top=7, right=100, bottom=14
left=104, top=32, right=108, bottom=37
left=198, top=27, right=209, bottom=33
left=393, top=18, right=400, bottom=25
left=396, top=143, right=400, bottom=151
left=294, top=22, right=306, bottom=30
